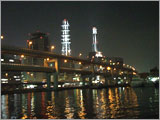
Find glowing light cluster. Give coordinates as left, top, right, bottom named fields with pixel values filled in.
left=61, top=19, right=71, bottom=56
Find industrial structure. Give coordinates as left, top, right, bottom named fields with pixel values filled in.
left=61, top=19, right=71, bottom=56
left=89, top=27, right=103, bottom=62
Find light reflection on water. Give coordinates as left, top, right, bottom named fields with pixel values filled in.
left=1, top=87, right=159, bottom=119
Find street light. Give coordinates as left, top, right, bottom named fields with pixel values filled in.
left=79, top=53, right=82, bottom=57
left=51, top=45, right=55, bottom=52
left=21, top=55, right=24, bottom=58
left=1, top=35, right=4, bottom=39
left=29, top=41, right=32, bottom=45
left=107, top=66, right=111, bottom=71
left=47, top=58, right=50, bottom=61
left=28, top=41, right=32, bottom=49
left=64, top=59, right=67, bottom=63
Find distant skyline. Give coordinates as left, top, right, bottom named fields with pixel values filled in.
left=1, top=1, right=159, bottom=72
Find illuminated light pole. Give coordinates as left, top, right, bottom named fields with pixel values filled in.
left=61, top=19, right=71, bottom=56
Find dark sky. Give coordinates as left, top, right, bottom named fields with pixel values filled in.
left=1, top=1, right=159, bottom=73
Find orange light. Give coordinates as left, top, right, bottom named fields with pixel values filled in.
left=107, top=67, right=111, bottom=70
left=29, top=41, right=32, bottom=45
left=21, top=55, right=24, bottom=58
left=47, top=58, right=50, bottom=61
left=51, top=46, right=55, bottom=49
left=133, top=72, right=136, bottom=75
left=5, top=73, right=8, bottom=77
left=64, top=59, right=67, bottom=63
left=114, top=68, right=116, bottom=70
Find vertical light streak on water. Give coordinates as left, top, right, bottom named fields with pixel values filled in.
left=99, top=90, right=107, bottom=118
left=31, top=92, right=35, bottom=118
left=77, top=89, right=86, bottom=119
left=64, top=90, right=75, bottom=119
left=1, top=95, right=9, bottom=119
left=21, top=94, right=28, bottom=119
left=109, top=88, right=117, bottom=118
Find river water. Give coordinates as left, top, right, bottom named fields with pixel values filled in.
left=1, top=87, right=159, bottom=119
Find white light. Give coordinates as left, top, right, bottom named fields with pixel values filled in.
left=80, top=82, right=83, bottom=85
left=114, top=77, right=116, bottom=80
left=150, top=77, right=159, bottom=82
left=95, top=81, right=98, bottom=83
left=14, top=76, right=17, bottom=78
left=1, top=59, right=4, bottom=62
left=9, top=59, right=14, bottom=62
left=58, top=85, right=61, bottom=87
left=2, top=78, right=8, bottom=81
left=61, top=19, right=71, bottom=56
left=118, top=81, right=121, bottom=84
left=118, top=77, right=121, bottom=79
left=29, top=85, right=35, bottom=88
left=93, top=27, right=97, bottom=34
left=95, top=52, right=103, bottom=57
left=15, top=79, right=21, bottom=81
left=96, top=76, right=100, bottom=80
left=124, top=77, right=126, bottom=79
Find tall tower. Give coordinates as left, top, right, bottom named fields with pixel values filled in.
left=61, top=19, right=71, bottom=56
left=92, top=27, right=98, bottom=52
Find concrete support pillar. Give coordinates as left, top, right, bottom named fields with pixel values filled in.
left=89, top=74, right=93, bottom=86
left=47, top=73, right=51, bottom=89
left=53, top=72, right=58, bottom=90
left=54, top=58, right=60, bottom=91
left=105, top=73, right=111, bottom=87
left=104, top=76, right=108, bottom=86
left=81, top=75, right=86, bottom=86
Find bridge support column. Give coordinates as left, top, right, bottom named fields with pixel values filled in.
left=53, top=58, right=60, bottom=91
left=81, top=75, right=86, bottom=87
left=47, top=73, right=51, bottom=90
left=89, top=75, right=93, bottom=86
left=53, top=72, right=58, bottom=91
left=105, top=77, right=109, bottom=87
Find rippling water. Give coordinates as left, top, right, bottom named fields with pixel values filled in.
left=1, top=87, right=159, bottom=119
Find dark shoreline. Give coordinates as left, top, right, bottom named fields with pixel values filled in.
left=2, top=84, right=158, bottom=95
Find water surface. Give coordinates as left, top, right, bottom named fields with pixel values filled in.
left=1, top=87, right=159, bottom=119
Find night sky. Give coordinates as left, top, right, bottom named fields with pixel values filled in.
left=1, top=1, right=159, bottom=73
